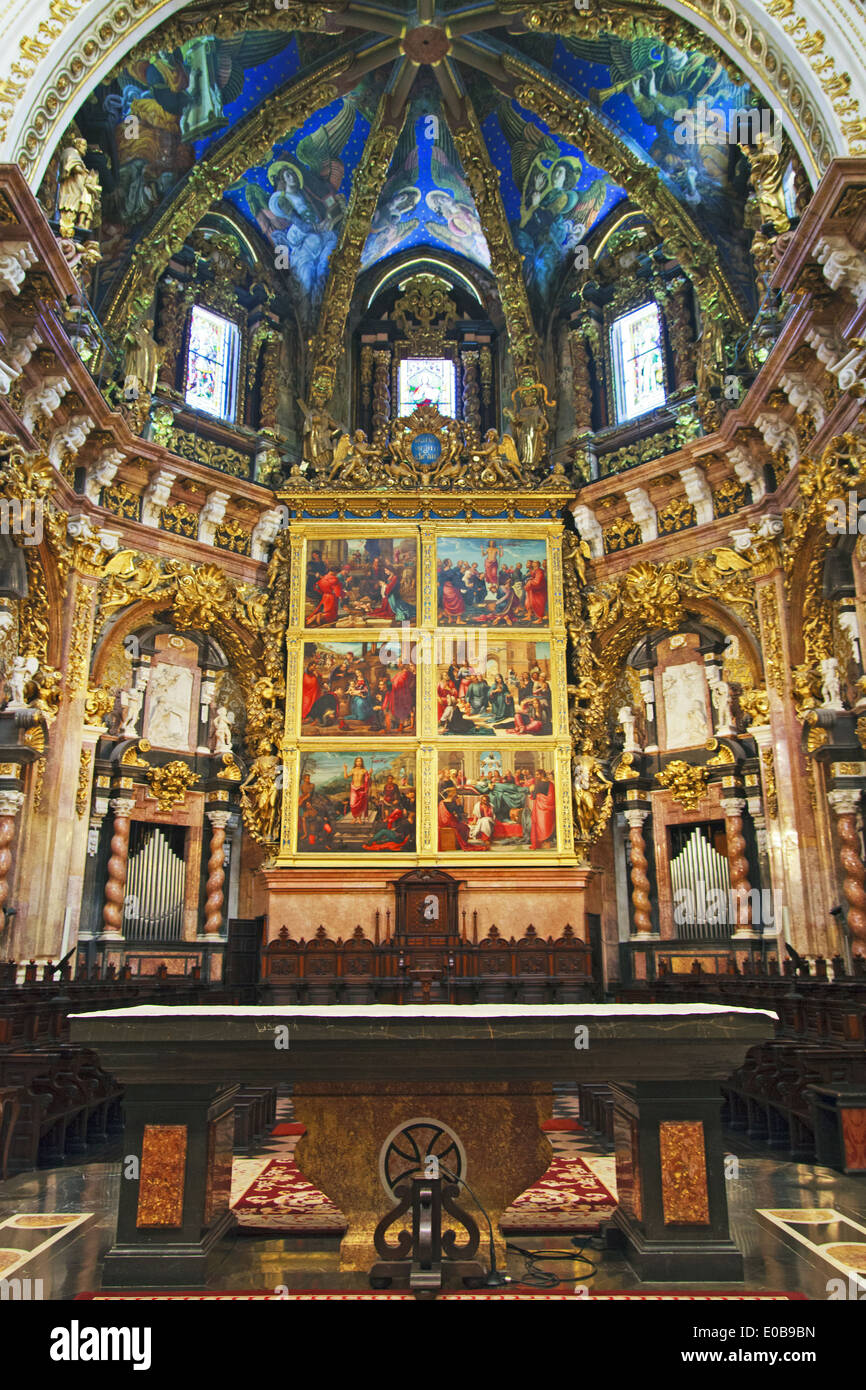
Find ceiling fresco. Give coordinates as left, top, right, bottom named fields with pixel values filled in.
left=481, top=99, right=626, bottom=317
left=226, top=91, right=374, bottom=315
left=548, top=33, right=759, bottom=307
left=360, top=96, right=491, bottom=274
left=62, top=4, right=773, bottom=327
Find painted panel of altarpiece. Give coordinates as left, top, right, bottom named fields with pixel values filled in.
left=300, top=638, right=417, bottom=736
left=297, top=749, right=417, bottom=854
left=437, top=748, right=558, bottom=854
left=435, top=536, right=549, bottom=626
left=305, top=536, right=417, bottom=627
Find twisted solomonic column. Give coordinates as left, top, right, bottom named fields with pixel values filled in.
left=101, top=797, right=134, bottom=938
left=721, top=796, right=753, bottom=936
left=828, top=790, right=866, bottom=958
left=203, top=810, right=231, bottom=938
left=624, top=807, right=654, bottom=937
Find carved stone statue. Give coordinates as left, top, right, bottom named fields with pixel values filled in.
left=618, top=704, right=639, bottom=752
left=123, top=317, right=163, bottom=398
left=58, top=137, right=99, bottom=237
left=820, top=655, right=843, bottom=709
left=710, top=678, right=735, bottom=735
left=6, top=654, right=38, bottom=708
left=118, top=684, right=144, bottom=737
left=212, top=704, right=233, bottom=755
left=503, top=383, right=554, bottom=467
left=298, top=394, right=343, bottom=470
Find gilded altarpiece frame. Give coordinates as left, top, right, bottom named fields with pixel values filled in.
left=276, top=519, right=574, bottom=866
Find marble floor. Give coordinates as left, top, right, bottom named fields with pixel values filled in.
left=1, top=1090, right=864, bottom=1299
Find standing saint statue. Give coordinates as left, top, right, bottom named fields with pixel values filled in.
left=58, top=137, right=99, bottom=237
left=503, top=383, right=555, bottom=467
left=298, top=394, right=344, bottom=470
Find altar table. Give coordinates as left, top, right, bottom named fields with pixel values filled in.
left=69, top=1003, right=776, bottom=1286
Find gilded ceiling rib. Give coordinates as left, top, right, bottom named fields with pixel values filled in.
left=447, top=100, right=542, bottom=384
left=308, top=94, right=404, bottom=403
left=124, top=0, right=339, bottom=63
left=102, top=54, right=352, bottom=339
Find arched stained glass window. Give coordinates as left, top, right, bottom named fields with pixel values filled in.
left=610, top=303, right=666, bottom=423
left=398, top=357, right=456, bottom=417
left=184, top=305, right=240, bottom=421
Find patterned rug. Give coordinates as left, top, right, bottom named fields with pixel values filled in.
left=500, top=1153, right=617, bottom=1233
left=231, top=1157, right=347, bottom=1235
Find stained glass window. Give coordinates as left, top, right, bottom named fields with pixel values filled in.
left=610, top=303, right=666, bottom=423
left=398, top=357, right=456, bottom=417
left=185, top=305, right=240, bottom=421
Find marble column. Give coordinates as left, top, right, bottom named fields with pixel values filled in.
left=0, top=789, right=24, bottom=935
left=101, top=796, right=134, bottom=940
left=720, top=795, right=755, bottom=938
left=202, top=810, right=230, bottom=939
left=828, top=789, right=866, bottom=958
left=625, top=808, right=654, bottom=938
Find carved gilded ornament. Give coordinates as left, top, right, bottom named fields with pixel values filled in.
left=145, top=760, right=199, bottom=813
left=75, top=747, right=92, bottom=817
left=760, top=747, right=779, bottom=819
left=309, top=96, right=402, bottom=400
left=657, top=760, right=709, bottom=811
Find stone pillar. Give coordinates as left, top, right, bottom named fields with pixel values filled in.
left=202, top=810, right=230, bottom=939
left=721, top=794, right=755, bottom=937
left=625, top=807, right=654, bottom=938
left=102, top=795, right=134, bottom=941
left=101, top=1082, right=238, bottom=1288
left=828, top=789, right=866, bottom=958
left=611, top=1080, right=743, bottom=1281
left=0, top=789, right=24, bottom=934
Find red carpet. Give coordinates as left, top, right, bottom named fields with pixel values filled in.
left=540, top=1119, right=582, bottom=1132
left=231, top=1158, right=347, bottom=1235
left=77, top=1289, right=805, bottom=1301
left=500, top=1154, right=616, bottom=1233
left=271, top=1123, right=307, bottom=1137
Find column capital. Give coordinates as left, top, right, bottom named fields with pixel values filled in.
left=0, top=790, right=25, bottom=817
left=206, top=810, right=232, bottom=831
left=829, top=788, right=862, bottom=818
left=720, top=797, right=746, bottom=817
left=623, top=807, right=649, bottom=829
left=109, top=796, right=136, bottom=817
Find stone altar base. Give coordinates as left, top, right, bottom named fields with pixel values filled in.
left=68, top=1004, right=776, bottom=1288
left=293, top=1081, right=552, bottom=1270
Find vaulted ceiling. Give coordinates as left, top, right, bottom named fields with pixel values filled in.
left=66, top=0, right=766, bottom=333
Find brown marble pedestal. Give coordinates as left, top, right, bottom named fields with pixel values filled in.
left=294, top=1080, right=551, bottom=1269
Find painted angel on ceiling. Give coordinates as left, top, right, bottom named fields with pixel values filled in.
left=497, top=102, right=613, bottom=308
left=232, top=98, right=357, bottom=303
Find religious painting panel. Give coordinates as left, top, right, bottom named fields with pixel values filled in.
left=305, top=535, right=417, bottom=628
left=297, top=748, right=416, bottom=854
left=435, top=535, right=550, bottom=627
left=300, top=638, right=417, bottom=736
left=437, top=747, right=558, bottom=854
left=436, top=637, right=553, bottom=738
